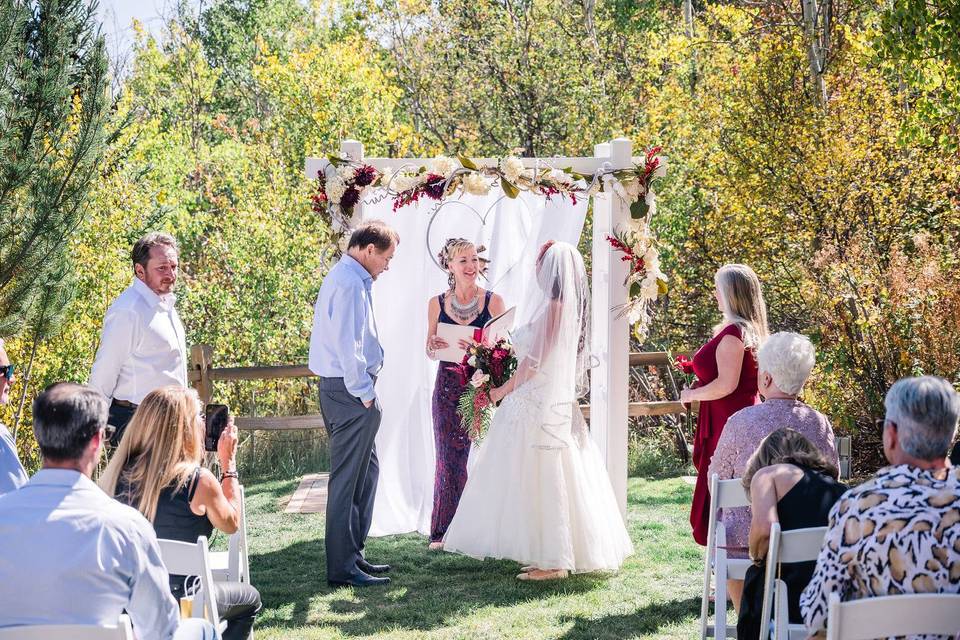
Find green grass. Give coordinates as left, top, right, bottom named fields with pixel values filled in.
left=238, top=475, right=704, bottom=639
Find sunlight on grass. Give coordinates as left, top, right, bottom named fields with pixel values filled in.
left=245, top=476, right=702, bottom=639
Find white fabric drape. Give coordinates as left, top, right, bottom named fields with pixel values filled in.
left=366, top=188, right=588, bottom=536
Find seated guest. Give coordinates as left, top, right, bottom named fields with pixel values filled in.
left=100, top=385, right=261, bottom=640
left=0, top=383, right=214, bottom=639
left=707, top=332, right=838, bottom=608
left=736, top=428, right=847, bottom=639
left=800, top=376, right=960, bottom=636
left=0, top=339, right=27, bottom=495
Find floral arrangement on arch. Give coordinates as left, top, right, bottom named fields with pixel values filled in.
left=310, top=146, right=670, bottom=335
left=605, top=147, right=669, bottom=340
left=310, top=152, right=623, bottom=230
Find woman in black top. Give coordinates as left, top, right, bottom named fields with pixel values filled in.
left=100, top=386, right=261, bottom=640
left=737, top=428, right=848, bottom=640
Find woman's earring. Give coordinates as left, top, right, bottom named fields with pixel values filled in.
left=448, top=272, right=455, bottom=288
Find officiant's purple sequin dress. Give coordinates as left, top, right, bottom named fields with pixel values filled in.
left=430, top=290, right=493, bottom=542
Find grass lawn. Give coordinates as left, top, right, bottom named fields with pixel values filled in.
left=236, top=475, right=705, bottom=639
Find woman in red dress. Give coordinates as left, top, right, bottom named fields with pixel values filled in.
left=680, top=264, right=768, bottom=564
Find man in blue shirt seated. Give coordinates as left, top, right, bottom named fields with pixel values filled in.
left=0, top=338, right=27, bottom=496
left=0, top=382, right=215, bottom=639
left=309, top=220, right=398, bottom=588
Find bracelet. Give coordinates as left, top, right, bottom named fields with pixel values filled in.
left=220, top=470, right=239, bottom=482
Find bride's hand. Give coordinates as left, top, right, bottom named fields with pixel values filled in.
left=489, top=385, right=507, bottom=405
left=457, top=338, right=476, bottom=350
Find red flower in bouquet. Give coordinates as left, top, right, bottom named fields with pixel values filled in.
left=672, top=353, right=697, bottom=391
left=674, top=354, right=695, bottom=375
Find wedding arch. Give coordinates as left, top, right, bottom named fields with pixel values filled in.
left=305, top=138, right=664, bottom=525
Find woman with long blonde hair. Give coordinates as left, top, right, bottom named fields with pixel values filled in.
left=680, top=264, right=769, bottom=571
left=100, top=386, right=260, bottom=640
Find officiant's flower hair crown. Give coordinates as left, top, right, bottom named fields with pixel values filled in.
left=438, top=238, right=489, bottom=274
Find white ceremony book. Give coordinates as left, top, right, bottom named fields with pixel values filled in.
left=435, top=307, right=516, bottom=363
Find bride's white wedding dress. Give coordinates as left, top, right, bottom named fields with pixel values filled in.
left=443, top=243, right=633, bottom=573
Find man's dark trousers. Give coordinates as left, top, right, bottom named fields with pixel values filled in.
left=318, top=377, right=381, bottom=582
left=107, top=400, right=137, bottom=447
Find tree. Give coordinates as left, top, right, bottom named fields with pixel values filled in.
left=0, top=0, right=118, bottom=336
left=875, top=0, right=960, bottom=151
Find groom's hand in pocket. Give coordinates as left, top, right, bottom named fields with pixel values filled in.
left=363, top=398, right=374, bottom=409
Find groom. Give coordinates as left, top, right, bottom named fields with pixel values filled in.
left=309, top=220, right=398, bottom=587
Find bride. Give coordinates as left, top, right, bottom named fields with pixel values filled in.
left=442, top=241, right=634, bottom=580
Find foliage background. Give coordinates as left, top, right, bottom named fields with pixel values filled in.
left=2, top=0, right=958, bottom=475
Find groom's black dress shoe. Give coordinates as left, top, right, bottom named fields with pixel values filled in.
left=357, top=559, right=391, bottom=574
left=327, top=572, right=391, bottom=588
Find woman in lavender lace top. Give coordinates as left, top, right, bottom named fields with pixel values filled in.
left=707, top=332, right=838, bottom=610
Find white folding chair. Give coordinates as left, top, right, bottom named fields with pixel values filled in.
left=157, top=536, right=223, bottom=632
left=757, top=523, right=827, bottom=640
left=0, top=614, right=134, bottom=639
left=211, top=485, right=250, bottom=584
left=700, top=474, right=752, bottom=640
left=826, top=591, right=960, bottom=639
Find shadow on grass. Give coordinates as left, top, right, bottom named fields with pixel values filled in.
left=558, top=596, right=702, bottom=639
left=252, top=535, right=608, bottom=635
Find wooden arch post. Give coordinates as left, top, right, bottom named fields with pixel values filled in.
left=590, top=138, right=632, bottom=519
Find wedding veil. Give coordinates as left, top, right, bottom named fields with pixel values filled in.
left=511, top=241, right=592, bottom=449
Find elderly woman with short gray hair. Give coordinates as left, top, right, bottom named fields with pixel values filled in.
left=706, top=331, right=839, bottom=610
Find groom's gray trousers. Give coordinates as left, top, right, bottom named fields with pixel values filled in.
left=318, top=376, right=381, bottom=582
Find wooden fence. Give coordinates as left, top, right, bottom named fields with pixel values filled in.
left=188, top=344, right=694, bottom=428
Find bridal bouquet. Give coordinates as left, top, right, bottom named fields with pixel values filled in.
left=451, top=338, right=518, bottom=443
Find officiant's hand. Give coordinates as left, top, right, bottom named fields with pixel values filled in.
left=426, top=335, right=449, bottom=360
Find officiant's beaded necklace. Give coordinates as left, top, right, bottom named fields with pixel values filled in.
left=448, top=288, right=481, bottom=323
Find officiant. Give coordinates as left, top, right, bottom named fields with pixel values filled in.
left=424, top=238, right=505, bottom=549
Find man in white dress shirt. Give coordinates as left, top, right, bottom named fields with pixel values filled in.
left=89, top=232, right=188, bottom=445
left=0, top=338, right=28, bottom=495
left=0, top=382, right=214, bottom=639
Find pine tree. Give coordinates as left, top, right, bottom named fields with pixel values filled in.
left=0, top=0, right=115, bottom=337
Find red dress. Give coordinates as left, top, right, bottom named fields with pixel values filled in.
left=689, top=323, right=759, bottom=545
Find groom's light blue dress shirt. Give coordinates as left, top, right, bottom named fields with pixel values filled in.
left=0, top=469, right=182, bottom=638
left=308, top=254, right=383, bottom=402
left=0, top=423, right=27, bottom=496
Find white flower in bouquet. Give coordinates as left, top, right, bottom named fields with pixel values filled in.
left=429, top=155, right=458, bottom=178
left=624, top=177, right=644, bottom=200
left=467, top=355, right=477, bottom=367
left=500, top=156, right=526, bottom=183
left=470, top=370, right=490, bottom=388
left=462, top=171, right=491, bottom=196
left=326, top=176, right=347, bottom=204
left=337, top=165, right=355, bottom=180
